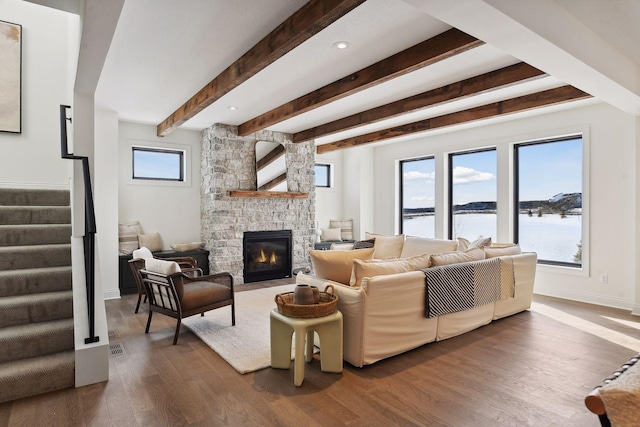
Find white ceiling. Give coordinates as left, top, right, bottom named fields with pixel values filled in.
left=92, top=0, right=640, bottom=147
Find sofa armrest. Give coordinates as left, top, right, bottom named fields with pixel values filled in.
left=296, top=272, right=366, bottom=366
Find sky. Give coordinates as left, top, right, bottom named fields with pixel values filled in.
left=402, top=137, right=582, bottom=209
left=133, top=149, right=182, bottom=180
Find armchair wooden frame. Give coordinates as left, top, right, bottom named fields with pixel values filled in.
left=140, top=269, right=235, bottom=344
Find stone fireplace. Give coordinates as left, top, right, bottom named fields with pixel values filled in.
left=200, top=124, right=315, bottom=284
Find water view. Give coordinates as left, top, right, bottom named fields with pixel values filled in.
left=403, top=213, right=581, bottom=264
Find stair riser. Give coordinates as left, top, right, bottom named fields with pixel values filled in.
left=0, top=245, right=71, bottom=270
left=0, top=225, right=71, bottom=247
left=0, top=324, right=73, bottom=364
left=0, top=294, right=73, bottom=328
left=0, top=189, right=70, bottom=207
left=0, top=268, right=72, bottom=297
left=0, top=206, right=71, bottom=225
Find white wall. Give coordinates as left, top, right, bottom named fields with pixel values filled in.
left=322, top=101, right=637, bottom=310
left=0, top=0, right=78, bottom=188
left=315, top=150, right=344, bottom=232
left=118, top=122, right=202, bottom=250
left=95, top=110, right=119, bottom=298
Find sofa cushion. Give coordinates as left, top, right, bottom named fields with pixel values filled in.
left=330, top=219, right=353, bottom=241
left=321, top=227, right=342, bottom=242
left=400, top=236, right=458, bottom=258
left=145, top=258, right=181, bottom=275
left=365, top=233, right=404, bottom=259
left=430, top=248, right=486, bottom=267
left=310, top=248, right=375, bottom=285
left=350, top=253, right=431, bottom=287
left=138, top=232, right=163, bottom=252
left=484, top=244, right=522, bottom=258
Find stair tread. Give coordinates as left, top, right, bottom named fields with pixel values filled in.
left=0, top=188, right=70, bottom=207
left=0, top=290, right=73, bottom=306
left=0, top=265, right=72, bottom=277
left=0, top=349, right=75, bottom=372
left=0, top=317, right=74, bottom=339
left=0, top=243, right=71, bottom=251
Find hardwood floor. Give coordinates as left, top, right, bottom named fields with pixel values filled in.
left=1, top=279, right=638, bottom=426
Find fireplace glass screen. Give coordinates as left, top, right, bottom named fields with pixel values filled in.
left=243, top=230, right=292, bottom=283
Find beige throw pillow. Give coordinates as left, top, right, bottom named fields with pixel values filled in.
left=118, top=221, right=142, bottom=255
left=430, top=248, right=486, bottom=266
left=145, top=258, right=181, bottom=275
left=400, top=236, right=458, bottom=258
left=365, top=233, right=405, bottom=259
left=350, top=253, right=431, bottom=287
left=484, top=244, right=522, bottom=258
left=310, top=248, right=375, bottom=285
left=138, top=232, right=163, bottom=252
left=320, top=227, right=342, bottom=242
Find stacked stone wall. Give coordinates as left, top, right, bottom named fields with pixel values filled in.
left=200, top=123, right=315, bottom=283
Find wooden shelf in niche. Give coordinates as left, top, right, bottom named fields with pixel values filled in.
left=229, top=190, right=308, bottom=199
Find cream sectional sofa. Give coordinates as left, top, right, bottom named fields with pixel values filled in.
left=296, top=235, right=537, bottom=367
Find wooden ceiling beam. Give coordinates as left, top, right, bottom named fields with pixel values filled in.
left=293, top=62, right=545, bottom=143
left=237, top=28, right=484, bottom=136
left=156, top=0, right=366, bottom=137
left=316, top=86, right=591, bottom=154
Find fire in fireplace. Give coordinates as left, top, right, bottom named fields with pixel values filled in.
left=243, top=230, right=292, bottom=283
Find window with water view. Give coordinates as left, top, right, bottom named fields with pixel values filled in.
left=400, top=157, right=435, bottom=238
left=515, top=136, right=583, bottom=266
left=449, top=149, right=497, bottom=241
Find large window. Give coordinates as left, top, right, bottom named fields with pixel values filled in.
left=449, top=149, right=497, bottom=240
left=515, top=136, right=583, bottom=266
left=400, top=157, right=435, bottom=237
left=132, top=146, right=184, bottom=181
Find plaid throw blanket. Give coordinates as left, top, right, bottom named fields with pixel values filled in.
left=422, top=257, right=515, bottom=318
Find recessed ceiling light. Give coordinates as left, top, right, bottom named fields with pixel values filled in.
left=227, top=106, right=238, bottom=110
left=332, top=41, right=350, bottom=50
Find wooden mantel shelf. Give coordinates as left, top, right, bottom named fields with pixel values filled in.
left=229, top=190, right=308, bottom=199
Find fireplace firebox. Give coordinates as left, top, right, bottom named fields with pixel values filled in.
left=243, top=230, right=292, bottom=283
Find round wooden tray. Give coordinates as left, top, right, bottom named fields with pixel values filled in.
left=275, top=284, right=338, bottom=318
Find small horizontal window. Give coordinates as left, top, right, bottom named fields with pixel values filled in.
left=315, top=163, right=331, bottom=188
left=132, top=146, right=185, bottom=182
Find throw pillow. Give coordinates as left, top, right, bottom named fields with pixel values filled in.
left=145, top=258, right=181, bottom=275
left=400, top=236, right=458, bottom=258
left=484, top=244, right=522, bottom=258
left=365, top=232, right=405, bottom=259
left=457, top=236, right=492, bottom=251
left=329, top=219, right=354, bottom=241
left=430, top=248, right=486, bottom=267
left=353, top=238, right=375, bottom=249
left=320, top=227, right=342, bottom=242
left=138, top=232, right=163, bottom=252
left=119, top=221, right=142, bottom=255
left=171, top=241, right=202, bottom=252
left=132, top=246, right=153, bottom=260
left=350, top=253, right=431, bottom=287
left=309, top=248, right=375, bottom=285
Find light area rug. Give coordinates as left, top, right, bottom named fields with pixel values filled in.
left=183, top=283, right=306, bottom=374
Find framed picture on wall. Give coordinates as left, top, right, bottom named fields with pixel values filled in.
left=0, top=19, right=22, bottom=134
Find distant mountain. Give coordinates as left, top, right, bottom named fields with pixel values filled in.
left=403, top=193, right=582, bottom=215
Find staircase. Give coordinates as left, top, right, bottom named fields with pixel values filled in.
left=0, top=188, right=75, bottom=403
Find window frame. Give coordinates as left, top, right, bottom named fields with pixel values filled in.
left=399, top=155, right=435, bottom=236
left=513, top=134, right=583, bottom=268
left=447, top=147, right=497, bottom=240
left=314, top=163, right=332, bottom=188
left=132, top=146, right=185, bottom=182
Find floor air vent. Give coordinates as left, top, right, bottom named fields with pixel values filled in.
left=109, top=343, right=125, bottom=357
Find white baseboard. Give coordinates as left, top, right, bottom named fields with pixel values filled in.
left=631, top=304, right=640, bottom=317
left=534, top=284, right=633, bottom=311
left=103, top=289, right=121, bottom=300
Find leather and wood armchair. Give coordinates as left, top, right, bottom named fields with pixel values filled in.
left=129, top=256, right=202, bottom=313
left=139, top=261, right=235, bottom=344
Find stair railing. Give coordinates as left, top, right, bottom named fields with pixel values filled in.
left=59, top=104, right=99, bottom=344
